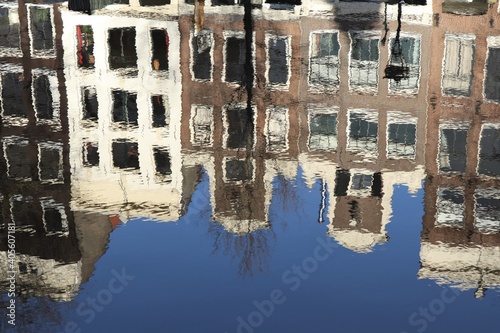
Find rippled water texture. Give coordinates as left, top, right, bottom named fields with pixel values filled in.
left=1, top=0, right=500, bottom=332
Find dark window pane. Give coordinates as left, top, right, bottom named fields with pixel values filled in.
left=30, top=6, right=53, bottom=51
left=151, top=29, right=169, bottom=70
left=11, top=197, right=37, bottom=229
left=33, top=74, right=54, bottom=120
left=225, top=37, right=245, bottom=83
left=153, top=147, right=171, bottom=175
left=478, top=127, right=500, bottom=177
left=485, top=48, right=500, bottom=102
left=44, top=207, right=63, bottom=232
left=192, top=30, right=212, bottom=81
left=112, top=90, right=138, bottom=126
left=226, top=106, right=251, bottom=149
left=439, top=128, right=468, bottom=173
left=83, top=142, right=100, bottom=166
left=39, top=146, right=61, bottom=181
left=268, top=38, right=288, bottom=84
left=151, top=95, right=167, bottom=127
left=108, top=28, right=137, bottom=69
left=226, top=159, right=253, bottom=181
left=212, top=0, right=236, bottom=5
left=112, top=141, right=140, bottom=170
left=5, top=142, right=31, bottom=179
left=82, top=87, right=98, bottom=121
left=0, top=7, right=20, bottom=49
left=1, top=73, right=25, bottom=117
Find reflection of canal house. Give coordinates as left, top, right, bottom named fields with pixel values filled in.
left=177, top=0, right=430, bottom=241
left=421, top=2, right=500, bottom=295
left=61, top=4, right=183, bottom=221
left=0, top=2, right=83, bottom=301
left=296, top=3, right=430, bottom=252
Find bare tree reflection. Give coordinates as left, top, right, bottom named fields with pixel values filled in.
left=208, top=222, right=276, bottom=278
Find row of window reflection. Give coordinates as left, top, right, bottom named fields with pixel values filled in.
left=436, top=187, right=500, bottom=234
left=81, top=87, right=169, bottom=128
left=0, top=69, right=60, bottom=125
left=2, top=137, right=63, bottom=183
left=192, top=104, right=417, bottom=159
left=76, top=25, right=169, bottom=73
left=438, top=123, right=500, bottom=177
left=0, top=195, right=68, bottom=236
left=0, top=5, right=55, bottom=57
left=82, top=140, right=172, bottom=178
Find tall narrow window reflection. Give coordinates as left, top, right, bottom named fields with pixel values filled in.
left=224, top=32, right=246, bottom=84
left=474, top=188, right=500, bottom=234
left=0, top=6, right=21, bottom=55
left=442, top=34, right=475, bottom=97
left=436, top=187, right=465, bottom=229
left=388, top=35, right=421, bottom=95
left=10, top=195, right=37, bottom=230
left=224, top=104, right=252, bottom=149
left=38, top=142, right=63, bottom=183
left=267, top=34, right=290, bottom=88
left=33, top=72, right=55, bottom=121
left=190, top=105, right=213, bottom=147
left=153, top=147, right=172, bottom=177
left=265, top=106, right=288, bottom=152
left=112, top=90, right=138, bottom=126
left=151, top=29, right=169, bottom=71
left=192, top=29, right=212, bottom=81
left=76, top=25, right=95, bottom=69
left=29, top=6, right=54, bottom=55
left=82, top=141, right=99, bottom=167
left=4, top=136, right=31, bottom=180
left=478, top=123, right=500, bottom=177
left=309, top=31, right=340, bottom=91
left=484, top=45, right=500, bottom=103
left=349, top=32, right=379, bottom=93
left=151, top=95, right=168, bottom=127
left=438, top=123, right=468, bottom=173
left=82, top=87, right=98, bottom=121
left=1, top=71, right=26, bottom=120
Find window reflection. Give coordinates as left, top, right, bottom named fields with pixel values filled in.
left=474, top=188, right=500, bottom=234
left=442, top=35, right=475, bottom=97
left=82, top=142, right=99, bottom=167
left=225, top=158, right=253, bottom=182
left=267, top=35, right=290, bottom=87
left=151, top=95, right=168, bottom=127
left=308, top=107, right=338, bottom=152
left=1, top=71, right=25, bottom=119
left=0, top=6, right=20, bottom=53
left=224, top=105, right=252, bottom=149
left=33, top=73, right=54, bottom=121
left=82, top=87, right=98, bottom=121
left=224, top=32, right=246, bottom=84
left=76, top=25, right=95, bottom=69
left=38, top=142, right=63, bottom=183
left=29, top=6, right=54, bottom=54
left=309, top=31, right=340, bottom=91
left=192, top=29, right=212, bottom=81
left=151, top=29, right=169, bottom=71
left=112, top=140, right=140, bottom=170
left=112, top=90, right=138, bottom=126
left=478, top=124, right=500, bottom=177
left=153, top=147, right=172, bottom=178
left=484, top=47, right=500, bottom=103
left=40, top=197, right=68, bottom=236
left=387, top=112, right=417, bottom=159
left=265, top=106, right=288, bottom=153
left=388, top=35, right=421, bottom=95
left=347, top=109, right=378, bottom=157
left=191, top=105, right=213, bottom=147
left=349, top=32, right=379, bottom=93
left=108, top=27, right=138, bottom=70
left=4, top=136, right=31, bottom=180
left=436, top=187, right=465, bottom=229
left=10, top=195, right=37, bottom=231
left=438, top=123, right=468, bottom=173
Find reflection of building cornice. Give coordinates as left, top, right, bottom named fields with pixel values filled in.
left=418, top=242, right=500, bottom=295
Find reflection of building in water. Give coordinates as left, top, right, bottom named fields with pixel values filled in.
left=0, top=2, right=114, bottom=303
left=421, top=2, right=500, bottom=296
left=61, top=5, right=183, bottom=221
left=176, top=0, right=430, bottom=245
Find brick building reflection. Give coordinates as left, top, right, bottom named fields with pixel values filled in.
left=421, top=0, right=500, bottom=296
left=0, top=1, right=115, bottom=304
left=178, top=0, right=430, bottom=255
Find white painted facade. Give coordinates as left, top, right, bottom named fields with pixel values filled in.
left=61, top=8, right=183, bottom=221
